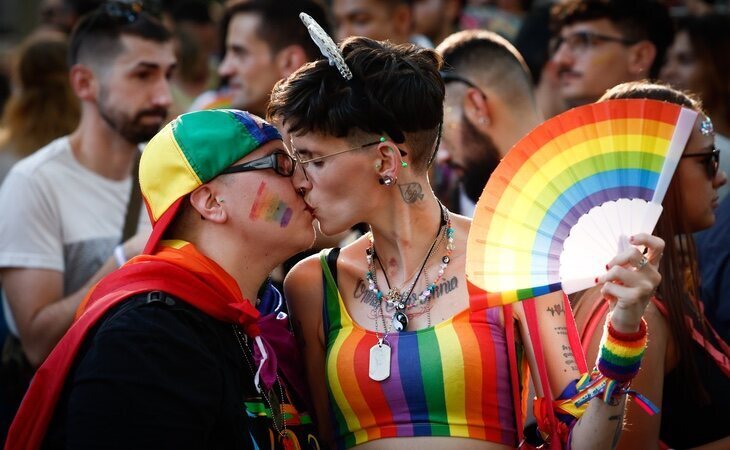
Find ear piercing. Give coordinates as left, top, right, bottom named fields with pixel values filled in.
left=379, top=136, right=408, bottom=168
left=379, top=175, right=396, bottom=186
left=217, top=198, right=225, bottom=203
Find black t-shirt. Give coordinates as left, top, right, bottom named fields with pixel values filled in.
left=42, top=292, right=321, bottom=450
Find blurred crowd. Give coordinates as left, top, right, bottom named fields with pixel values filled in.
left=0, top=0, right=728, bottom=448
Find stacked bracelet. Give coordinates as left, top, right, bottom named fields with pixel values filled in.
left=560, top=318, right=657, bottom=414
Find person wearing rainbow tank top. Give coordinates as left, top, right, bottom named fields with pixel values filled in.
left=5, top=109, right=322, bottom=450
left=267, top=20, right=665, bottom=450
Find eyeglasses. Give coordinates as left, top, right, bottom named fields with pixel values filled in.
left=294, top=140, right=383, bottom=166
left=440, top=71, right=488, bottom=99
left=680, top=148, right=720, bottom=179
left=219, top=150, right=296, bottom=178
left=551, top=31, right=638, bottom=55
left=441, top=71, right=480, bottom=90
left=290, top=137, right=408, bottom=180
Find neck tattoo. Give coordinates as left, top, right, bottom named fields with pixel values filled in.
left=366, top=204, right=455, bottom=382
left=365, top=203, right=454, bottom=333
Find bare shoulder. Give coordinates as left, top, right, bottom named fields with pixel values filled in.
left=283, top=253, right=325, bottom=310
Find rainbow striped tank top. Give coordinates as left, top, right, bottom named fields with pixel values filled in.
left=320, top=250, right=516, bottom=449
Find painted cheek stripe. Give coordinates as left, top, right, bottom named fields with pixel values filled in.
left=249, top=181, right=294, bottom=227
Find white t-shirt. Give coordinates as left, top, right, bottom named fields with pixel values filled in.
left=0, top=136, right=150, bottom=334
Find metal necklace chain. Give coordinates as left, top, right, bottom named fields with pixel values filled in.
left=367, top=203, right=454, bottom=333
left=231, top=325, right=287, bottom=437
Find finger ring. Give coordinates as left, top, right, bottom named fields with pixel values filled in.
left=636, top=256, right=649, bottom=270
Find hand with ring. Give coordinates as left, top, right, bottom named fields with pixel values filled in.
left=595, top=233, right=665, bottom=333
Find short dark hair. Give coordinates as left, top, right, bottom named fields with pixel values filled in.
left=69, top=2, right=171, bottom=67
left=268, top=37, right=444, bottom=172
left=221, top=0, right=331, bottom=62
left=438, top=29, right=535, bottom=110
left=551, top=0, right=674, bottom=79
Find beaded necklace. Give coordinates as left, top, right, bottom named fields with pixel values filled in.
left=365, top=204, right=454, bottom=332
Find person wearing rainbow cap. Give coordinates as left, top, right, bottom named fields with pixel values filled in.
left=5, top=109, right=320, bottom=450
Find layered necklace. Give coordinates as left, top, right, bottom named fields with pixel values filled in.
left=365, top=203, right=455, bottom=332
left=365, top=204, right=454, bottom=382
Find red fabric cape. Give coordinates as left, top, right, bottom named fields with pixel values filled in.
left=5, top=242, right=265, bottom=450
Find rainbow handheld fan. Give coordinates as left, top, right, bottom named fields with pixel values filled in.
left=465, top=99, right=698, bottom=306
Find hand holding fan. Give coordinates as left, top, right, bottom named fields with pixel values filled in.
left=466, top=99, right=697, bottom=306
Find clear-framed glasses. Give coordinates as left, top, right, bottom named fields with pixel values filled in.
left=294, top=140, right=383, bottom=166
left=219, top=150, right=296, bottom=178
left=551, top=31, right=638, bottom=55
left=680, top=147, right=720, bottom=179
left=289, top=137, right=407, bottom=180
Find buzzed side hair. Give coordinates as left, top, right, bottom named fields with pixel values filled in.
left=69, top=5, right=171, bottom=69
left=437, top=29, right=535, bottom=111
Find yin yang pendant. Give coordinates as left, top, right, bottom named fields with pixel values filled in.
left=392, top=309, right=408, bottom=332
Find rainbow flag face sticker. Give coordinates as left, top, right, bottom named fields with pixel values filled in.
left=249, top=181, right=294, bottom=227
left=466, top=99, right=698, bottom=306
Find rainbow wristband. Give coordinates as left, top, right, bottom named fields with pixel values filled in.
left=597, top=318, right=647, bottom=383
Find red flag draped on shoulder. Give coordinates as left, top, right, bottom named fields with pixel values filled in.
left=5, top=240, right=273, bottom=450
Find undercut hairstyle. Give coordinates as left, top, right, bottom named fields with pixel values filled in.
left=221, top=0, right=331, bottom=62
left=550, top=0, right=674, bottom=79
left=677, top=14, right=730, bottom=126
left=268, top=36, right=444, bottom=172
left=69, top=5, right=171, bottom=68
left=437, top=29, right=536, bottom=111
left=599, top=81, right=710, bottom=403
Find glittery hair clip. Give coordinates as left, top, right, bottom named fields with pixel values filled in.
left=299, top=12, right=352, bottom=81
left=700, top=116, right=714, bottom=136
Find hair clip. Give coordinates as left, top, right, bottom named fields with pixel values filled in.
left=299, top=12, right=352, bottom=81
left=700, top=116, right=714, bottom=136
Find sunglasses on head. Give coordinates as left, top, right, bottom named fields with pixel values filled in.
left=680, top=148, right=720, bottom=179
left=219, top=150, right=296, bottom=178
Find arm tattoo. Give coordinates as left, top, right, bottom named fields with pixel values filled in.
left=546, top=302, right=565, bottom=316
left=398, top=182, right=424, bottom=203
left=561, top=344, right=578, bottom=372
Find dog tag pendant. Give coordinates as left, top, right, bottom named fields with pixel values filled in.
left=392, top=310, right=408, bottom=332
left=369, top=339, right=391, bottom=381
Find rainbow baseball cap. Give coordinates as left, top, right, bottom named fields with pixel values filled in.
left=140, top=109, right=282, bottom=254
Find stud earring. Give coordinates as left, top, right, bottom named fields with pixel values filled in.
left=217, top=198, right=225, bottom=203
left=401, top=161, right=408, bottom=168
left=379, top=175, right=396, bottom=186
left=297, top=187, right=306, bottom=196
left=374, top=161, right=382, bottom=170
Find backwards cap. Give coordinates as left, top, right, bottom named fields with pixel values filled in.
left=140, top=109, right=281, bottom=254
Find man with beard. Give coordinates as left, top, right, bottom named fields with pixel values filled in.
left=436, top=30, right=542, bottom=215
left=0, top=1, right=174, bottom=380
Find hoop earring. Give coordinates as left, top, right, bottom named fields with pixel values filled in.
left=379, top=175, right=396, bottom=186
